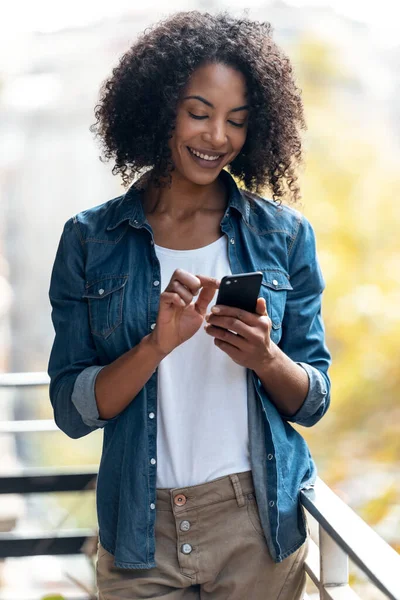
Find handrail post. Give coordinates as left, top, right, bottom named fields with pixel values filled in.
left=320, top=525, right=349, bottom=597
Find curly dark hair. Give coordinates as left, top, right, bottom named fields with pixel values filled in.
left=90, top=11, right=306, bottom=202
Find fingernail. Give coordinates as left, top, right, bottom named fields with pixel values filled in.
left=212, top=306, right=220, bottom=313
left=205, top=314, right=210, bottom=321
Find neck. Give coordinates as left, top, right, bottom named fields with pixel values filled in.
left=143, top=170, right=227, bottom=220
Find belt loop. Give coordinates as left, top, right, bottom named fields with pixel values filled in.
left=229, top=474, right=246, bottom=508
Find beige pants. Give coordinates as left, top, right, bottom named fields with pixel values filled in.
left=96, top=471, right=309, bottom=599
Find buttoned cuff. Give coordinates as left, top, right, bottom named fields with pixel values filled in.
left=72, top=365, right=118, bottom=428
left=282, top=362, right=329, bottom=427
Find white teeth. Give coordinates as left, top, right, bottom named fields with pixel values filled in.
left=189, top=147, right=220, bottom=161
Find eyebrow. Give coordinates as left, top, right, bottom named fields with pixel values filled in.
left=183, top=95, right=249, bottom=112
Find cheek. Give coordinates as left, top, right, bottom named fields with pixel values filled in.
left=232, top=127, right=248, bottom=154
left=174, top=114, right=203, bottom=145
left=169, top=120, right=200, bottom=166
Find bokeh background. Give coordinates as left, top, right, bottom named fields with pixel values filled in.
left=0, top=0, right=399, bottom=597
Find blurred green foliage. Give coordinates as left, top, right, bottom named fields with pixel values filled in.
left=291, top=34, right=400, bottom=549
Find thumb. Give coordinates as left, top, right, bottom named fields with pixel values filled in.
left=194, top=275, right=220, bottom=317
left=256, top=297, right=267, bottom=316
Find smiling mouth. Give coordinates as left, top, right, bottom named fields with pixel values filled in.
left=187, top=146, right=226, bottom=167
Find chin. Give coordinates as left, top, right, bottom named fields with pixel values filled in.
left=188, top=171, right=220, bottom=186
left=179, top=163, right=225, bottom=186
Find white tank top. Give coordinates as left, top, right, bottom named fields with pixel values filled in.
left=154, top=234, right=250, bottom=489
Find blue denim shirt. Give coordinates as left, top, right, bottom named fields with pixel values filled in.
left=48, top=170, right=331, bottom=568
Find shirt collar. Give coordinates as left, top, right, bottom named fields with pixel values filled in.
left=106, top=169, right=249, bottom=231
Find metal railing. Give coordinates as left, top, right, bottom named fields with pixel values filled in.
left=1, top=371, right=400, bottom=600
left=301, top=481, right=400, bottom=600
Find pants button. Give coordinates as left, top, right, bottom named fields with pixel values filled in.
left=181, top=543, right=192, bottom=555
left=174, top=494, right=187, bottom=506
left=180, top=520, right=191, bottom=532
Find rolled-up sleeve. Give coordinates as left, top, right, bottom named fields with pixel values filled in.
left=71, top=365, right=111, bottom=428
left=48, top=217, right=117, bottom=439
left=278, top=216, right=331, bottom=427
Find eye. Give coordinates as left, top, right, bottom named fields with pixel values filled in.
left=228, top=121, right=245, bottom=128
left=189, top=112, right=207, bottom=120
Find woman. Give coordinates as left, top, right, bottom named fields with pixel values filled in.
left=48, top=11, right=331, bottom=599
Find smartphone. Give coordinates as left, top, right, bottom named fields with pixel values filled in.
left=215, top=271, right=263, bottom=313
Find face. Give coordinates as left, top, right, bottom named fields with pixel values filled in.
left=169, top=62, right=249, bottom=187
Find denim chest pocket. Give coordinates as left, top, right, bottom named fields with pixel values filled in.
left=259, top=270, right=292, bottom=343
left=83, top=275, right=128, bottom=339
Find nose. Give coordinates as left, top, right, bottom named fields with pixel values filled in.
left=203, top=119, right=227, bottom=148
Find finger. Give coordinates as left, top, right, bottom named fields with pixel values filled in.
left=193, top=275, right=220, bottom=315
left=210, top=304, right=260, bottom=326
left=256, top=297, right=268, bottom=316
left=195, top=287, right=217, bottom=316
left=160, top=291, right=186, bottom=308
left=213, top=338, right=243, bottom=364
left=205, top=315, right=252, bottom=339
left=165, top=280, right=194, bottom=305
left=167, top=268, right=202, bottom=295
left=195, top=275, right=220, bottom=291
left=204, top=323, right=249, bottom=351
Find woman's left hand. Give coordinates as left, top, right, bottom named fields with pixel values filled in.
left=204, top=297, right=277, bottom=371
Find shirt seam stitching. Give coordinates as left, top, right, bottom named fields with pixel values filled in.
left=287, top=213, right=303, bottom=257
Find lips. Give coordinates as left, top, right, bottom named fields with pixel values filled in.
left=187, top=146, right=226, bottom=169
left=189, top=147, right=225, bottom=160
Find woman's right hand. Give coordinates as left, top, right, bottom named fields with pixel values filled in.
left=149, top=268, right=220, bottom=357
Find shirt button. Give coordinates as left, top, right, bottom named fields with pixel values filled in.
left=150, top=323, right=156, bottom=330
left=150, top=503, right=155, bottom=510
left=150, top=458, right=156, bottom=465
left=174, top=494, right=187, bottom=507
left=230, top=238, right=235, bottom=244
left=98, top=288, right=104, bottom=295
left=181, top=543, right=192, bottom=555
left=153, top=280, right=160, bottom=286
left=272, top=279, right=278, bottom=286
left=180, top=520, right=191, bottom=532
left=267, top=454, right=274, bottom=460
left=149, top=412, right=155, bottom=419
left=269, top=500, right=275, bottom=507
